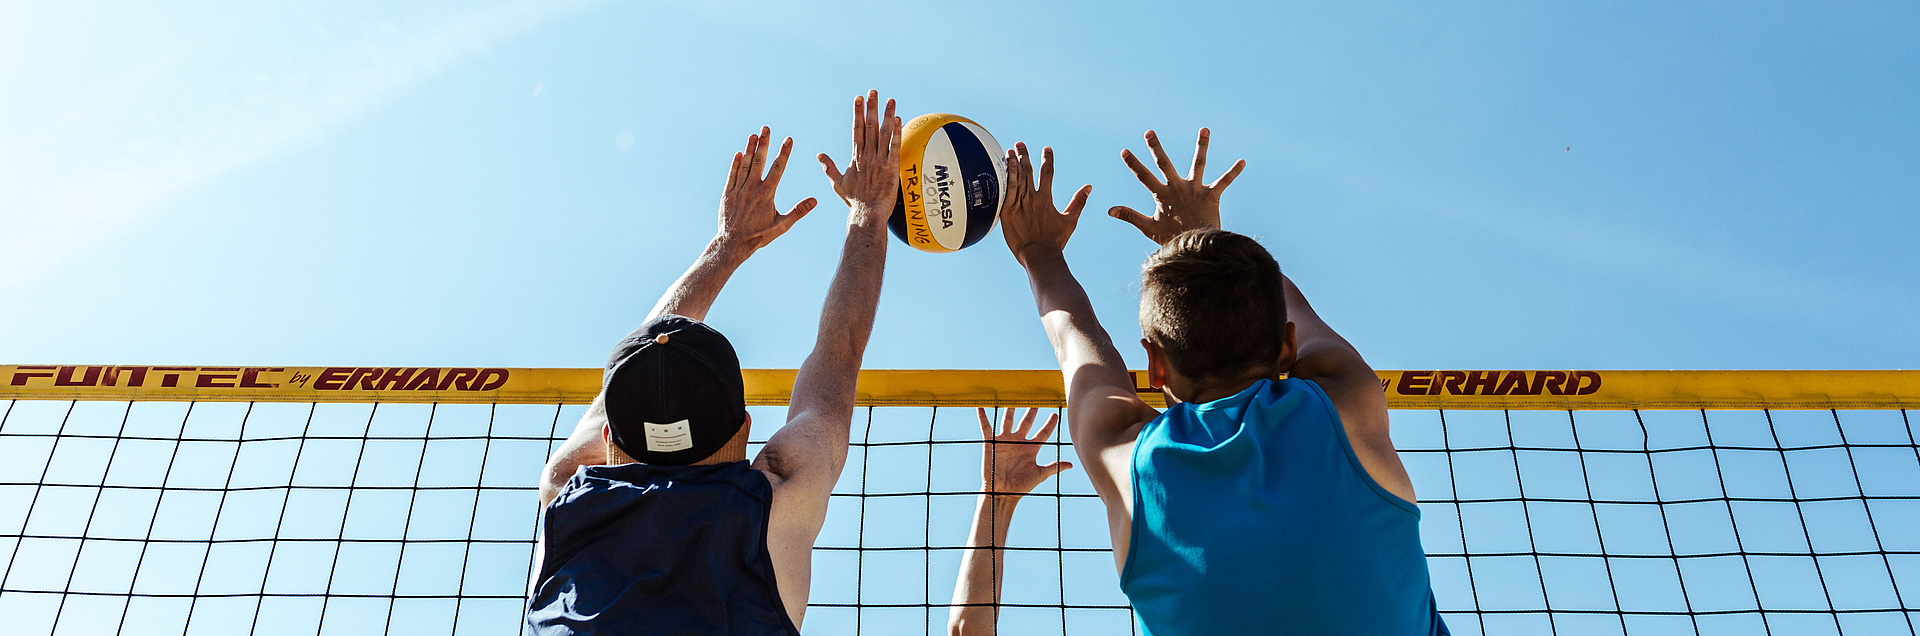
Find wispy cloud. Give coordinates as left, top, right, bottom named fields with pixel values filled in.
left=0, top=0, right=600, bottom=290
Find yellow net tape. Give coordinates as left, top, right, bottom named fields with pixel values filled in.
left=2, top=365, right=1916, bottom=409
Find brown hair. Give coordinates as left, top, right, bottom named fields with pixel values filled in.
left=1139, top=229, right=1287, bottom=382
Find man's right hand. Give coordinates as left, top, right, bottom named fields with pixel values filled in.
left=1108, top=128, right=1246, bottom=245
left=977, top=407, right=1074, bottom=498
left=999, top=142, right=1093, bottom=267
left=718, top=127, right=816, bottom=252
left=817, top=89, right=901, bottom=228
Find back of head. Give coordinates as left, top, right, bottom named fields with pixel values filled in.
left=602, top=315, right=748, bottom=466
left=1139, top=229, right=1287, bottom=383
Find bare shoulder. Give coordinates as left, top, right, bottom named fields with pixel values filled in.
left=752, top=458, right=828, bottom=628
left=1067, top=395, right=1156, bottom=570
left=1068, top=393, right=1157, bottom=501
left=1307, top=370, right=1418, bottom=504
left=754, top=447, right=828, bottom=527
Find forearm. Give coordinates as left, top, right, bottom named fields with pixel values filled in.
left=1019, top=251, right=1136, bottom=400
left=787, top=212, right=889, bottom=426
left=949, top=494, right=1020, bottom=636
left=646, top=237, right=754, bottom=322
left=539, top=396, right=610, bottom=508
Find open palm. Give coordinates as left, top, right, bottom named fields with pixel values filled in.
left=977, top=407, right=1073, bottom=496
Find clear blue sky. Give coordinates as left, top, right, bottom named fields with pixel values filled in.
left=2, top=3, right=1918, bottom=635
left=4, top=0, right=1916, bottom=371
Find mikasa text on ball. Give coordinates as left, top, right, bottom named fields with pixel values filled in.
left=890, top=113, right=1006, bottom=253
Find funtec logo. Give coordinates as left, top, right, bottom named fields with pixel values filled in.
left=6, top=366, right=510, bottom=392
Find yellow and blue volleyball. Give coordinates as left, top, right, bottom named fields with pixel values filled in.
left=890, top=113, right=1006, bottom=253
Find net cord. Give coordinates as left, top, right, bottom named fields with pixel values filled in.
left=1500, top=410, right=1557, bottom=636
left=183, top=402, right=255, bottom=631
left=1, top=401, right=72, bottom=594
left=1699, top=409, right=1774, bottom=635
left=1763, top=410, right=1844, bottom=632
left=1830, top=409, right=1918, bottom=635
left=1634, top=410, right=1702, bottom=634
left=1437, top=410, right=1482, bottom=632
left=246, top=403, right=317, bottom=636
left=455, top=404, right=501, bottom=634
left=112, top=401, right=193, bottom=636
left=3, top=398, right=1917, bottom=633
left=1565, top=410, right=1629, bottom=632
left=380, top=403, right=436, bottom=636
left=314, top=403, right=381, bottom=634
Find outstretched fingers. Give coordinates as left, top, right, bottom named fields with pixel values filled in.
left=748, top=127, right=770, bottom=181
left=880, top=98, right=897, bottom=157
left=975, top=407, right=995, bottom=440
left=1062, top=184, right=1093, bottom=218
left=1143, top=130, right=1182, bottom=181
left=1038, top=146, right=1057, bottom=194
left=726, top=151, right=746, bottom=193
left=764, top=137, right=794, bottom=186
left=1108, top=205, right=1154, bottom=233
left=1014, top=407, right=1038, bottom=437
left=1034, top=413, right=1059, bottom=443
left=1210, top=158, right=1247, bottom=191
left=852, top=95, right=867, bottom=159
left=1014, top=143, right=1036, bottom=194
left=1191, top=128, right=1210, bottom=182
left=778, top=197, right=817, bottom=230
left=818, top=153, right=844, bottom=186
left=1121, top=148, right=1165, bottom=191
left=1036, top=416, right=1071, bottom=477
left=863, top=89, right=880, bottom=155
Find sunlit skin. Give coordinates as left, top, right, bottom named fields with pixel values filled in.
left=997, top=128, right=1415, bottom=574
left=947, top=407, right=1074, bottom=636
left=532, top=90, right=902, bottom=629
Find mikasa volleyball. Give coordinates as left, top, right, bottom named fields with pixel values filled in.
left=890, top=113, right=1007, bottom=253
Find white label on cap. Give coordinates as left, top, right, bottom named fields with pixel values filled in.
left=643, top=420, right=694, bottom=453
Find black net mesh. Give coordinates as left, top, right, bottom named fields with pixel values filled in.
left=1, top=398, right=1916, bottom=635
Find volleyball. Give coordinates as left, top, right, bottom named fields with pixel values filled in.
left=889, top=113, right=1007, bottom=253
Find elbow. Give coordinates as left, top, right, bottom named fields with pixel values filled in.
left=538, top=461, right=573, bottom=507
left=948, top=615, right=991, bottom=636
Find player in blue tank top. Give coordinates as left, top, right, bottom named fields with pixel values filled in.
left=994, top=130, right=1448, bottom=635
left=526, top=91, right=905, bottom=635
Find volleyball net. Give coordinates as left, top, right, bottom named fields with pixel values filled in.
left=1, top=366, right=1917, bottom=636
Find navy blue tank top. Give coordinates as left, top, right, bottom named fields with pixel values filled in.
left=525, top=461, right=799, bottom=636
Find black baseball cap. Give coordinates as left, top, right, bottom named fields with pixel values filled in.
left=602, top=315, right=748, bottom=465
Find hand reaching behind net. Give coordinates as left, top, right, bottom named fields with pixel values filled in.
left=977, top=407, right=1074, bottom=498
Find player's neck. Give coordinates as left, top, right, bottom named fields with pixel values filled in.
left=1165, top=372, right=1269, bottom=405
left=692, top=445, right=746, bottom=465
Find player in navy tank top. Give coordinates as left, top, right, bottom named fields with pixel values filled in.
left=994, top=130, right=1447, bottom=635
left=525, top=91, right=906, bottom=635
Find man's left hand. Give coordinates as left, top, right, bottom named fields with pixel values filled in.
left=1108, top=128, right=1245, bottom=245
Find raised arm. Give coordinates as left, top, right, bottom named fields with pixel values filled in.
left=647, top=129, right=817, bottom=322
left=1281, top=275, right=1416, bottom=503
left=998, top=143, right=1155, bottom=568
left=745, top=91, right=899, bottom=628
left=753, top=89, right=900, bottom=514
left=1106, top=128, right=1244, bottom=244
left=538, top=128, right=816, bottom=509
left=949, top=408, right=1073, bottom=636
left=1104, top=129, right=1414, bottom=503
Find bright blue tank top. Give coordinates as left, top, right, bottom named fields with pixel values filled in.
left=1121, top=378, right=1446, bottom=636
